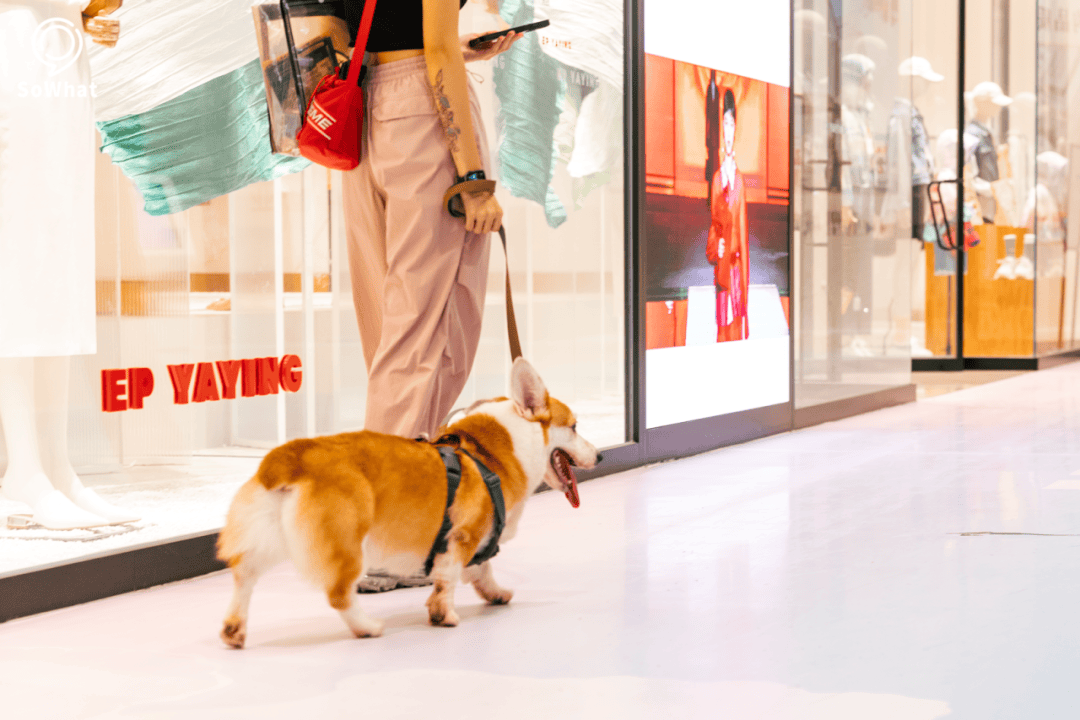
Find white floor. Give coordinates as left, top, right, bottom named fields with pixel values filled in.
left=3, top=365, right=1080, bottom=719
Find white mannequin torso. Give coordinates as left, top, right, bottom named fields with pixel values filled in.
left=0, top=0, right=96, bottom=357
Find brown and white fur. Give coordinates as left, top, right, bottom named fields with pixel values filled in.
left=216, top=358, right=598, bottom=648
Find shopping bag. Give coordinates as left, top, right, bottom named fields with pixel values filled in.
left=251, top=0, right=352, bottom=157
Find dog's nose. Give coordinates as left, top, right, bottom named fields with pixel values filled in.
left=595, top=452, right=604, bottom=463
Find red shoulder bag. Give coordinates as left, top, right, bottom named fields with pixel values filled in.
left=296, top=0, right=378, bottom=170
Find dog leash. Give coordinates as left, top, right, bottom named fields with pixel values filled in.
left=443, top=180, right=522, bottom=361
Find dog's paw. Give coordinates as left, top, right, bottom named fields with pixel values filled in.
left=221, top=620, right=246, bottom=649
left=473, top=577, right=514, bottom=605
left=352, top=619, right=385, bottom=639
left=428, top=606, right=460, bottom=627
left=488, top=588, right=513, bottom=605
left=476, top=584, right=514, bottom=605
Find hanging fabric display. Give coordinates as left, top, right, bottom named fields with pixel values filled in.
left=88, top=0, right=309, bottom=216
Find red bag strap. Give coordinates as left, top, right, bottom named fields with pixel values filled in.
left=347, top=0, right=379, bottom=85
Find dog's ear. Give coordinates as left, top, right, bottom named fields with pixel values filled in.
left=510, top=357, right=549, bottom=420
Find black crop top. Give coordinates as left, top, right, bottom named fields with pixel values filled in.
left=345, top=0, right=468, bottom=53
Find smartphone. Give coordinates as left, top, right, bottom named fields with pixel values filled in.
left=468, top=19, right=550, bottom=48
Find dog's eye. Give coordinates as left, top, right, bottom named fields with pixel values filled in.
left=570, top=423, right=577, bottom=433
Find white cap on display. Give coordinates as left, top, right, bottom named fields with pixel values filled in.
left=970, top=80, right=1013, bottom=106
left=898, top=56, right=944, bottom=82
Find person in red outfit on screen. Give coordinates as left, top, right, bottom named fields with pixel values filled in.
left=706, top=88, right=749, bottom=342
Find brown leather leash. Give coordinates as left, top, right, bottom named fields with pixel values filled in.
left=443, top=180, right=522, bottom=361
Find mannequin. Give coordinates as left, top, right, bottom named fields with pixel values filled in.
left=0, top=0, right=137, bottom=529
left=966, top=81, right=1012, bottom=223
left=894, top=57, right=943, bottom=241
left=839, top=53, right=875, bottom=340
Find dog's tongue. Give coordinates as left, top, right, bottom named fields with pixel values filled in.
left=553, top=449, right=580, bottom=508
left=565, top=470, right=580, bottom=508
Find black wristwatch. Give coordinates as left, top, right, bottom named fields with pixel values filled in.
left=457, top=170, right=487, bottom=183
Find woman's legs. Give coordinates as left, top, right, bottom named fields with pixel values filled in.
left=345, top=60, right=491, bottom=439
left=343, top=154, right=387, bottom=373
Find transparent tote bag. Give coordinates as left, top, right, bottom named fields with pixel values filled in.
left=251, top=0, right=352, bottom=156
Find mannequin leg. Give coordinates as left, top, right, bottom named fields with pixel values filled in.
left=35, top=356, right=139, bottom=524
left=0, top=357, right=108, bottom=529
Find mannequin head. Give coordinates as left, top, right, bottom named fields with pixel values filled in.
left=898, top=56, right=943, bottom=103
left=841, top=53, right=875, bottom=109
left=969, top=81, right=1012, bottom=124
left=722, top=89, right=736, bottom=156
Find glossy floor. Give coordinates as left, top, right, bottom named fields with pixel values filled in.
left=3, top=365, right=1080, bottom=718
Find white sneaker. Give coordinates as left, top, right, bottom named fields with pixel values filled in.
left=994, top=256, right=1017, bottom=280
left=1014, top=255, right=1035, bottom=280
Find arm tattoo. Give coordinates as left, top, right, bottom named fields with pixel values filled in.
left=431, top=70, right=461, bottom=154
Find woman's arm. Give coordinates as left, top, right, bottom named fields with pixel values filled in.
left=423, top=0, right=501, bottom=234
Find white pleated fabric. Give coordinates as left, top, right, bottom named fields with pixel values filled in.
left=86, top=0, right=259, bottom=122
left=0, top=1, right=96, bottom=357
left=534, top=0, right=623, bottom=91
left=534, top=0, right=623, bottom=179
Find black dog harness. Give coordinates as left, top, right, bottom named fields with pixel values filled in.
left=423, top=441, right=507, bottom=576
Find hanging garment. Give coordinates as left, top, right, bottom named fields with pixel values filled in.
left=533, top=0, right=622, bottom=91
left=535, top=0, right=622, bottom=181
left=88, top=1, right=306, bottom=215
left=85, top=0, right=260, bottom=123
left=96, top=60, right=309, bottom=216
left=493, top=0, right=566, bottom=228
left=565, top=78, right=621, bottom=180
left=0, top=1, right=96, bottom=357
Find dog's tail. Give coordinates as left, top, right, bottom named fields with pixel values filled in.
left=217, top=441, right=315, bottom=568
left=253, top=441, right=313, bottom=492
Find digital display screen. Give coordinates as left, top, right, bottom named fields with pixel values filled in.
left=643, top=0, right=792, bottom=428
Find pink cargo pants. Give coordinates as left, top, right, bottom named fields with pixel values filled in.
left=342, top=56, right=491, bottom=438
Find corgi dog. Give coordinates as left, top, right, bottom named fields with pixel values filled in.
left=216, top=358, right=600, bottom=648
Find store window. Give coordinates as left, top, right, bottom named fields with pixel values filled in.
left=902, top=0, right=962, bottom=360
left=0, top=0, right=626, bottom=575
left=1036, top=0, right=1080, bottom=354
left=793, top=0, right=913, bottom=407
left=958, top=0, right=1038, bottom=358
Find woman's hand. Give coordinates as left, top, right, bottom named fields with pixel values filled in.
left=460, top=190, right=503, bottom=235
left=461, top=31, right=520, bottom=63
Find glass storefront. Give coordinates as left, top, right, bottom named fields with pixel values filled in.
left=902, top=0, right=1080, bottom=362
left=903, top=0, right=963, bottom=360
left=1, top=0, right=626, bottom=576
left=24, top=0, right=1080, bottom=610
left=1034, top=0, right=1080, bottom=354
left=793, top=1, right=914, bottom=409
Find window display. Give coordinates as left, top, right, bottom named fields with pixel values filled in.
left=957, top=0, right=1036, bottom=359
left=793, top=0, right=913, bottom=408
left=1, top=0, right=626, bottom=580
left=0, top=0, right=138, bottom=530
left=643, top=0, right=791, bottom=428
left=1036, top=0, right=1080, bottom=354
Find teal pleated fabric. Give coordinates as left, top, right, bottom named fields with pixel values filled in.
left=493, top=0, right=567, bottom=228
left=97, top=60, right=309, bottom=216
